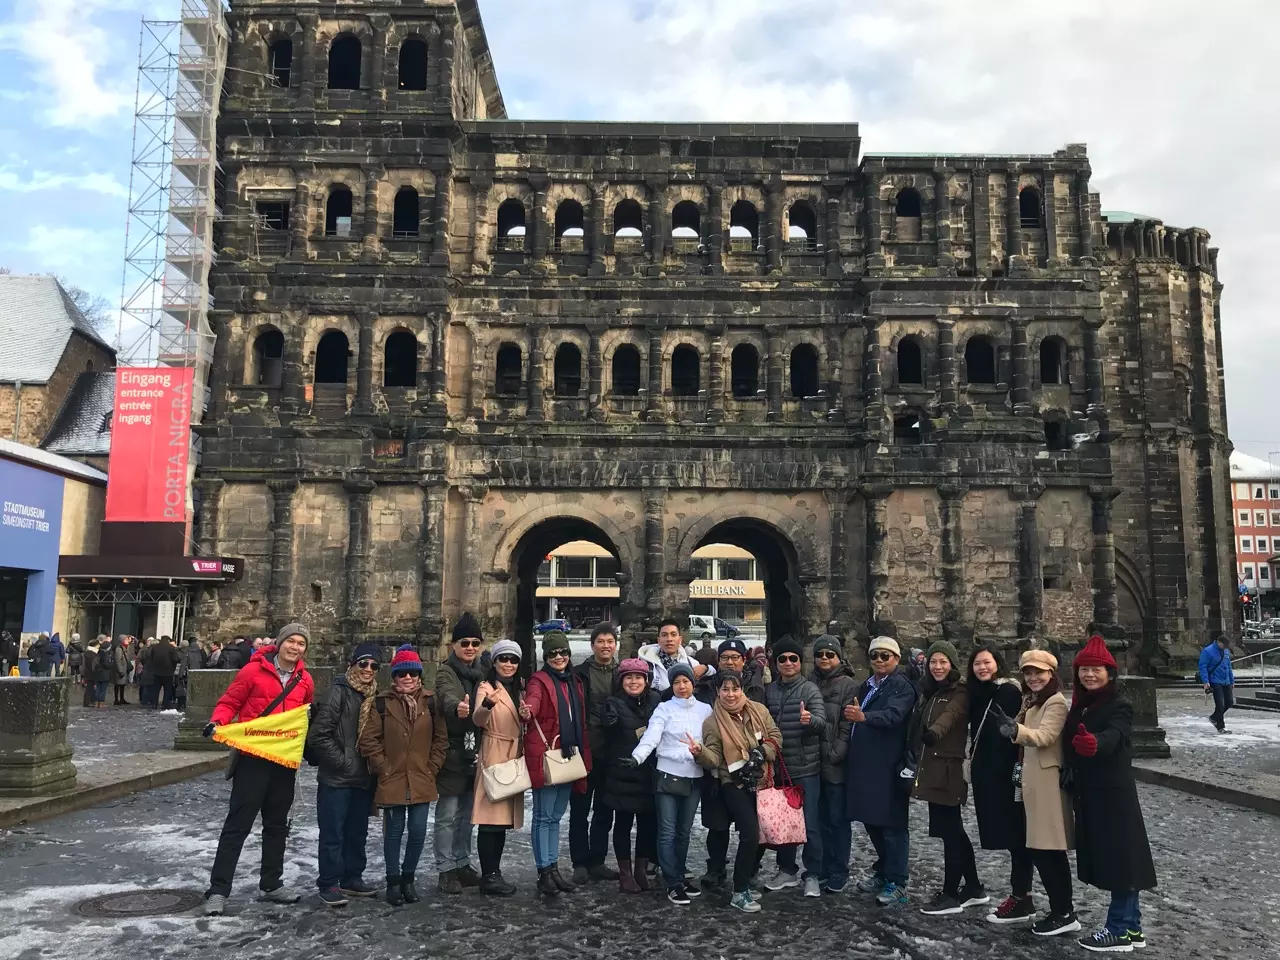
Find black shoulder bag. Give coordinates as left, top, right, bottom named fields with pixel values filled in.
left=225, top=672, right=304, bottom=780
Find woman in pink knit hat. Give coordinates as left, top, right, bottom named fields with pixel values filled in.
left=599, top=658, right=661, bottom=893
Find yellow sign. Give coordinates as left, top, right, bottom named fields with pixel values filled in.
left=212, top=705, right=310, bottom=769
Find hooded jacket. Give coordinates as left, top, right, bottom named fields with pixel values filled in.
left=599, top=676, right=661, bottom=813
left=633, top=691, right=712, bottom=780
left=210, top=646, right=314, bottom=725
left=26, top=635, right=51, bottom=673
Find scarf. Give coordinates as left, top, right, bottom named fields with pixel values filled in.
left=1064, top=676, right=1118, bottom=739
left=392, top=676, right=423, bottom=723
left=542, top=664, right=585, bottom=758
left=712, top=696, right=772, bottom=768
left=346, top=666, right=380, bottom=742
left=657, top=647, right=681, bottom=671
left=489, top=670, right=522, bottom=712
left=1016, top=673, right=1061, bottom=723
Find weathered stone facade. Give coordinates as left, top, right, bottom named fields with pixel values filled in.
left=198, top=0, right=1234, bottom=671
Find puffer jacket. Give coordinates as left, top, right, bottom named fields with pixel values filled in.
left=633, top=693, right=712, bottom=779
left=306, top=675, right=376, bottom=790
left=210, top=646, right=314, bottom=724
left=435, top=653, right=484, bottom=796
left=909, top=674, right=970, bottom=806
left=763, top=674, right=827, bottom=779
left=814, top=663, right=860, bottom=784
left=599, top=681, right=661, bottom=813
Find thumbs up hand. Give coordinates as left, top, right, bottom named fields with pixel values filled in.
left=799, top=700, right=812, bottom=726
left=457, top=698, right=470, bottom=719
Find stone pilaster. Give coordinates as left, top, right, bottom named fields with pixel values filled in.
left=646, top=177, right=667, bottom=275
left=205, top=312, right=231, bottom=421
left=827, top=490, right=851, bottom=629
left=1014, top=483, right=1045, bottom=639
left=863, top=318, right=885, bottom=441
left=706, top=182, right=724, bottom=276
left=933, top=167, right=954, bottom=273
left=937, top=318, right=957, bottom=414
left=434, top=19, right=455, bottom=114
left=824, top=324, right=844, bottom=421
left=1005, top=169, right=1021, bottom=267
left=766, top=325, right=784, bottom=421
left=1076, top=170, right=1093, bottom=260
left=862, top=482, right=894, bottom=637
left=645, top=328, right=663, bottom=421
left=416, top=481, right=447, bottom=645
left=1090, top=484, right=1122, bottom=636
left=267, top=479, right=297, bottom=632
left=587, top=325, right=605, bottom=421
left=1010, top=318, right=1032, bottom=416
left=280, top=310, right=306, bottom=416
left=361, top=168, right=382, bottom=261
left=343, top=479, right=376, bottom=646
left=527, top=324, right=545, bottom=421
left=765, top=179, right=784, bottom=274
left=973, top=173, right=991, bottom=277
left=938, top=481, right=969, bottom=644
left=530, top=175, right=549, bottom=263
left=352, top=310, right=375, bottom=415
left=1043, top=174, right=1061, bottom=266
left=290, top=177, right=310, bottom=256
left=588, top=183, right=606, bottom=276
left=707, top=324, right=725, bottom=422
left=195, top=478, right=224, bottom=555
left=297, top=15, right=317, bottom=103
left=643, top=486, right=666, bottom=622
left=824, top=180, right=844, bottom=277
left=431, top=167, right=452, bottom=266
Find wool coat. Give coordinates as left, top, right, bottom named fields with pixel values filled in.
left=358, top=688, right=448, bottom=807
left=968, top=679, right=1025, bottom=850
left=844, top=671, right=917, bottom=828
left=471, top=679, right=525, bottom=828
left=1013, top=692, right=1073, bottom=851
left=910, top=676, right=970, bottom=807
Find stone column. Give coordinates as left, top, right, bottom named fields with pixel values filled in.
left=290, top=178, right=310, bottom=255
left=1090, top=485, right=1121, bottom=632
left=645, top=328, right=663, bottom=421
left=430, top=316, right=447, bottom=406
left=352, top=310, right=375, bottom=415
left=766, top=325, right=784, bottom=421
left=431, top=167, right=452, bottom=266
left=368, top=17, right=387, bottom=107
left=864, top=176, right=883, bottom=261
left=973, top=174, right=991, bottom=277
left=527, top=324, right=545, bottom=421
left=343, top=479, right=375, bottom=645
left=1115, top=676, right=1171, bottom=759
left=863, top=318, right=885, bottom=440
left=1076, top=170, right=1093, bottom=260
left=434, top=19, right=455, bottom=114
left=824, top=180, right=844, bottom=277
left=298, top=15, right=317, bottom=103
left=195, top=478, right=224, bottom=556
left=824, top=324, right=844, bottom=421
left=588, top=183, right=606, bottom=276
left=938, top=481, right=968, bottom=643
left=0, top=678, right=75, bottom=796
left=416, top=481, right=447, bottom=645
left=1010, top=318, right=1032, bottom=416
left=1043, top=174, right=1060, bottom=266
left=1014, top=484, right=1044, bottom=638
left=706, top=182, right=725, bottom=275
left=470, top=176, right=492, bottom=273
left=937, top=318, right=957, bottom=414
left=766, top=179, right=784, bottom=274
left=205, top=313, right=231, bottom=421
left=643, top=487, right=666, bottom=623
left=1083, top=314, right=1107, bottom=428
left=646, top=177, right=667, bottom=274
left=361, top=168, right=381, bottom=260
left=707, top=325, right=725, bottom=422
left=267, top=480, right=297, bottom=631
left=1005, top=170, right=1021, bottom=267
left=862, top=482, right=894, bottom=636
left=827, top=490, right=851, bottom=629
left=933, top=167, right=954, bottom=273
left=280, top=312, right=307, bottom=415
left=530, top=176, right=550, bottom=262
left=587, top=325, right=605, bottom=421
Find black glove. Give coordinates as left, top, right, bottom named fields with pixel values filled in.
left=748, top=746, right=766, bottom=766
left=202, top=722, right=216, bottom=739
left=617, top=756, right=639, bottom=770
left=921, top=728, right=939, bottom=747
left=990, top=705, right=1018, bottom=739
left=482, top=696, right=497, bottom=710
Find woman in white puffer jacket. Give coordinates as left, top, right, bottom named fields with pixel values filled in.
left=630, top=661, right=713, bottom=904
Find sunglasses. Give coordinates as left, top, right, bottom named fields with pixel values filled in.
left=776, top=654, right=800, bottom=664
left=815, top=650, right=839, bottom=659
left=546, top=649, right=570, bottom=659
left=869, top=651, right=897, bottom=662
left=457, top=640, right=482, bottom=649
left=495, top=654, right=520, bottom=664
left=355, top=659, right=379, bottom=670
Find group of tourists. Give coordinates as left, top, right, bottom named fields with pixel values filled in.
left=73, top=634, right=199, bottom=708
left=199, top=617, right=1158, bottom=953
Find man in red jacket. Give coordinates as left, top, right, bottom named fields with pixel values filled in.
left=202, top=623, right=315, bottom=915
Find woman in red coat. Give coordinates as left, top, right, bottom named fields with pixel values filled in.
left=521, top=631, right=592, bottom=897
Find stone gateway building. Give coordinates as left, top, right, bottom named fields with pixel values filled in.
left=195, top=0, right=1235, bottom=672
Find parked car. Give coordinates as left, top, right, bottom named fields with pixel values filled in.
left=534, top=618, right=572, bottom=634
left=689, top=614, right=740, bottom=644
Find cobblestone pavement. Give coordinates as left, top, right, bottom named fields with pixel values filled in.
left=1, top=760, right=1277, bottom=960
left=65, top=704, right=182, bottom=767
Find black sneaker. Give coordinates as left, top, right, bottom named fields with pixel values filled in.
left=667, top=885, right=692, bottom=906
left=920, top=891, right=964, bottom=916
left=700, top=871, right=725, bottom=892
left=1033, top=912, right=1082, bottom=937
left=987, top=895, right=1036, bottom=924
left=682, top=876, right=702, bottom=898
left=317, top=887, right=348, bottom=908
left=1126, top=931, right=1147, bottom=950
left=339, top=880, right=379, bottom=898
left=1078, top=929, right=1134, bottom=953
left=958, top=883, right=990, bottom=908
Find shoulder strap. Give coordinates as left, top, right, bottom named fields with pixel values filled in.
left=375, top=695, right=386, bottom=717
left=261, top=670, right=303, bottom=717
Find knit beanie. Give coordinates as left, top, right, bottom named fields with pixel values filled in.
left=619, top=658, right=651, bottom=680
left=542, top=630, right=571, bottom=658
left=925, top=640, right=960, bottom=670
left=1074, top=634, right=1117, bottom=670
left=717, top=637, right=748, bottom=658
left=773, top=635, right=803, bottom=660
left=490, top=639, right=522, bottom=661
left=390, top=646, right=423, bottom=675
left=813, top=635, right=843, bottom=658
left=452, top=612, right=483, bottom=644
left=349, top=642, right=381, bottom=665
left=868, top=636, right=901, bottom=657
left=666, top=661, right=695, bottom=687
left=276, top=622, right=309, bottom=647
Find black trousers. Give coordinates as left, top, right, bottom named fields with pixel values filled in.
left=612, top=809, right=657, bottom=863
left=706, top=784, right=759, bottom=893
left=568, top=772, right=613, bottom=867
left=477, top=826, right=508, bottom=875
left=1012, top=846, right=1074, bottom=915
left=1209, top=684, right=1234, bottom=728
left=113, top=683, right=127, bottom=704
left=156, top=677, right=175, bottom=709
left=207, top=755, right=297, bottom=898
left=928, top=802, right=980, bottom=895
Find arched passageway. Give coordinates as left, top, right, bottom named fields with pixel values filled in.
left=692, top=518, right=805, bottom=647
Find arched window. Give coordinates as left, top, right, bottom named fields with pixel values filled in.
left=555, top=200, right=585, bottom=251
left=497, top=198, right=526, bottom=238
left=554, top=343, right=582, bottom=397
left=252, top=329, right=284, bottom=387
left=613, top=199, right=643, bottom=238
left=1044, top=417, right=1070, bottom=451
left=730, top=200, right=759, bottom=244
left=383, top=331, right=417, bottom=387
left=398, top=36, right=428, bottom=90
left=790, top=343, right=820, bottom=398
left=325, top=185, right=353, bottom=237
left=671, top=345, right=700, bottom=397
left=897, top=337, right=924, bottom=386
left=1019, top=186, right=1042, bottom=228
left=731, top=344, right=759, bottom=398
left=1039, top=337, right=1066, bottom=385
left=671, top=201, right=700, bottom=240
left=327, top=34, right=362, bottom=90
left=392, top=187, right=419, bottom=238
left=611, top=345, right=641, bottom=396
left=495, top=343, right=523, bottom=397
left=964, top=336, right=997, bottom=385
left=268, top=38, right=293, bottom=88
left=315, top=330, right=350, bottom=384
left=895, top=187, right=922, bottom=218
left=894, top=413, right=922, bottom=445
left=788, top=201, right=818, bottom=249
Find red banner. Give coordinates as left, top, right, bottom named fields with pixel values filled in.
left=106, top=366, right=195, bottom=522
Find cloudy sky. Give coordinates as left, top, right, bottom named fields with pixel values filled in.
left=0, top=0, right=1274, bottom=457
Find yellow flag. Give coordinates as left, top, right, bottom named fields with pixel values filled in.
left=213, top=705, right=310, bottom=770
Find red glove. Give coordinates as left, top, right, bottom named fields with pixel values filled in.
left=1072, top=723, right=1098, bottom=758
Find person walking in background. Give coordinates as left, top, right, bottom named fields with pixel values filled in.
left=1198, top=633, right=1235, bottom=733
left=307, top=642, right=382, bottom=907
left=0, top=630, right=18, bottom=676
left=569, top=622, right=620, bottom=884
left=911, top=641, right=987, bottom=917
left=434, top=613, right=485, bottom=894
left=48, top=632, right=65, bottom=676
left=811, top=634, right=859, bottom=894
left=472, top=639, right=526, bottom=896
left=138, top=637, right=158, bottom=707
left=110, top=636, right=130, bottom=705
left=201, top=624, right=315, bottom=915
left=523, top=629, right=592, bottom=898
left=761, top=635, right=827, bottom=898
left=26, top=633, right=51, bottom=677
left=966, top=646, right=1031, bottom=925
left=599, top=658, right=661, bottom=894
left=989, top=649, right=1079, bottom=938
left=845, top=636, right=917, bottom=907
left=152, top=636, right=181, bottom=709
left=67, top=633, right=84, bottom=682
left=1065, top=636, right=1158, bottom=953
left=84, top=637, right=111, bottom=708
left=359, top=646, right=448, bottom=907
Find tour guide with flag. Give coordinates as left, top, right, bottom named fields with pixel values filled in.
left=202, top=623, right=315, bottom=916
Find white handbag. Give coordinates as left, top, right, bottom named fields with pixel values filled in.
left=481, top=755, right=531, bottom=802
left=532, top=718, right=587, bottom=785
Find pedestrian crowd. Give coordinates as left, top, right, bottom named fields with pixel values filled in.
left=195, top=615, right=1158, bottom=954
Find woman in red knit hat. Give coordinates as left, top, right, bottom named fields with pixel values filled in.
left=1064, top=636, right=1157, bottom=953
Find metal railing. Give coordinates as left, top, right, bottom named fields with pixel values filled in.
left=1228, top=644, right=1280, bottom=684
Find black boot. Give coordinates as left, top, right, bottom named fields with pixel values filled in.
left=481, top=872, right=517, bottom=896
left=536, top=867, right=560, bottom=898
left=400, top=874, right=420, bottom=904
left=385, top=876, right=404, bottom=907
left=549, top=863, right=575, bottom=893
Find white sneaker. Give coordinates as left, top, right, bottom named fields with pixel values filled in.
left=259, top=886, right=301, bottom=904
left=763, top=869, right=800, bottom=891
left=203, top=894, right=226, bottom=916
left=803, top=876, right=822, bottom=898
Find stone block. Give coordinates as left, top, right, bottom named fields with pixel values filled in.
left=0, top=677, right=76, bottom=796
left=1117, top=675, right=1171, bottom=760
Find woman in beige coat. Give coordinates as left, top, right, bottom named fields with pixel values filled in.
left=989, top=649, right=1078, bottom=939
left=471, top=639, right=526, bottom=896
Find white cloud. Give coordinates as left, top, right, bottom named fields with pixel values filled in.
left=24, top=224, right=115, bottom=271
left=0, top=166, right=127, bottom=197
left=480, top=0, right=1279, bottom=455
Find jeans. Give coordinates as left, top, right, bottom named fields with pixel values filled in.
left=612, top=809, right=656, bottom=863
left=384, top=803, right=431, bottom=877
left=1209, top=684, right=1234, bottom=728
left=432, top=790, right=475, bottom=872
left=864, top=823, right=910, bottom=886
left=568, top=775, right=613, bottom=868
left=655, top=788, right=701, bottom=889
left=93, top=681, right=108, bottom=704
left=315, top=783, right=373, bottom=889
left=929, top=802, right=980, bottom=895
left=775, top=774, right=824, bottom=878
left=818, top=778, right=852, bottom=887
left=1105, top=890, right=1142, bottom=934
left=531, top=784, right=573, bottom=869
left=207, top=755, right=297, bottom=898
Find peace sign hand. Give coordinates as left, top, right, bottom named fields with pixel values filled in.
left=683, top=732, right=703, bottom=756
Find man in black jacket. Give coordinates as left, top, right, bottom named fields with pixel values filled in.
left=151, top=636, right=182, bottom=709
left=306, top=642, right=381, bottom=907
left=569, top=622, right=620, bottom=884
left=220, top=637, right=251, bottom=672
left=434, top=613, right=484, bottom=894
left=2, top=630, right=20, bottom=676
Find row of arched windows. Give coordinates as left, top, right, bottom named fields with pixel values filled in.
left=892, top=336, right=1067, bottom=387
left=266, top=34, right=430, bottom=92
left=250, top=329, right=420, bottom=388
left=320, top=186, right=423, bottom=238
left=890, top=185, right=1043, bottom=228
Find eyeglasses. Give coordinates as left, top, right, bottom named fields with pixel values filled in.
left=457, top=640, right=481, bottom=649
left=869, top=651, right=897, bottom=662
left=495, top=655, right=520, bottom=665
left=776, top=654, right=800, bottom=664
left=355, top=659, right=378, bottom=670
left=720, top=653, right=744, bottom=663
left=815, top=650, right=839, bottom=660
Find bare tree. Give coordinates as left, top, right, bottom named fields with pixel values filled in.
left=55, top=276, right=114, bottom=337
